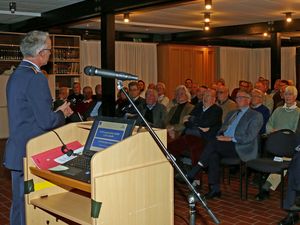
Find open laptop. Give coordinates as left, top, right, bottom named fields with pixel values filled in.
left=51, top=116, right=136, bottom=183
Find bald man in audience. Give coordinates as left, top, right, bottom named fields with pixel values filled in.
left=255, top=81, right=274, bottom=113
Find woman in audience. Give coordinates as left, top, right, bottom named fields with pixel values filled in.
left=165, top=85, right=194, bottom=141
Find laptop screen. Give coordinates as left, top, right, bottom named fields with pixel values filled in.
left=84, top=116, right=136, bottom=152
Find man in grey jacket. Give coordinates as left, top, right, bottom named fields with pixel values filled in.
left=186, top=90, right=263, bottom=199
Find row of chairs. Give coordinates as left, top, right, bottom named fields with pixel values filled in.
left=222, top=129, right=298, bottom=207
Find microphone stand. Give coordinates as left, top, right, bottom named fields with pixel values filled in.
left=117, top=80, right=220, bottom=225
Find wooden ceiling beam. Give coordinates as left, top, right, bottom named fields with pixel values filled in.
left=171, top=18, right=300, bottom=41
left=100, top=0, right=196, bottom=13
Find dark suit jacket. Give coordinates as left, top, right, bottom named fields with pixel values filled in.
left=122, top=96, right=145, bottom=118
left=184, top=102, right=223, bottom=140
left=137, top=103, right=167, bottom=128
left=4, top=60, right=65, bottom=171
left=218, top=108, right=263, bottom=161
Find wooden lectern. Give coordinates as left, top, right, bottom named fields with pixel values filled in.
left=24, top=122, right=174, bottom=225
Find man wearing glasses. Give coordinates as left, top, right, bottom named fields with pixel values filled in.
left=185, top=90, right=263, bottom=199
left=4, top=31, right=72, bottom=225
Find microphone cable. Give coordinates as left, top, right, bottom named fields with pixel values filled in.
left=51, top=130, right=76, bottom=157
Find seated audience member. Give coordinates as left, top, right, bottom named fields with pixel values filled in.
left=288, top=80, right=295, bottom=86
left=166, top=85, right=194, bottom=141
left=156, top=82, right=170, bottom=107
left=190, top=83, right=199, bottom=103
left=92, top=84, right=102, bottom=101
left=247, top=81, right=253, bottom=93
left=74, top=86, right=94, bottom=116
left=185, top=78, right=193, bottom=94
left=231, top=80, right=249, bottom=100
left=216, top=78, right=225, bottom=86
left=256, top=86, right=300, bottom=201
left=121, top=81, right=145, bottom=119
left=115, top=87, right=129, bottom=117
left=137, top=89, right=167, bottom=128
left=216, top=85, right=237, bottom=122
left=67, top=82, right=84, bottom=109
left=262, top=78, right=272, bottom=94
left=138, top=79, right=146, bottom=98
left=191, top=85, right=207, bottom=105
left=147, top=83, right=156, bottom=89
left=211, top=83, right=218, bottom=90
left=185, top=90, right=263, bottom=199
left=168, top=89, right=222, bottom=166
left=273, top=80, right=289, bottom=109
left=278, top=151, right=300, bottom=225
left=83, top=85, right=103, bottom=120
left=271, top=79, right=281, bottom=96
left=255, top=81, right=274, bottom=113
left=53, top=86, right=69, bottom=111
left=250, top=89, right=270, bottom=134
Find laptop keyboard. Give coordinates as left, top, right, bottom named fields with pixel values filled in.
left=64, top=154, right=91, bottom=171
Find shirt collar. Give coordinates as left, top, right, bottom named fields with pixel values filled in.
left=283, top=102, right=297, bottom=110
left=23, top=59, right=41, bottom=72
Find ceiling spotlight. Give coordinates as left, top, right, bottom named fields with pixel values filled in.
left=205, top=0, right=212, bottom=10
left=204, top=22, right=210, bottom=31
left=123, top=13, right=130, bottom=23
left=204, top=12, right=210, bottom=22
left=9, top=2, right=16, bottom=13
left=285, top=12, right=292, bottom=23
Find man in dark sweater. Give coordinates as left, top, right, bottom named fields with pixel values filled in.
left=168, top=89, right=223, bottom=165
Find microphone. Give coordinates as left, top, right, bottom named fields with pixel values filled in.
left=51, top=130, right=80, bottom=157
left=84, top=66, right=138, bottom=81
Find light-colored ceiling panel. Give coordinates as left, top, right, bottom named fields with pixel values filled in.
left=0, top=0, right=85, bottom=24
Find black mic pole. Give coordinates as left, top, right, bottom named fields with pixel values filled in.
left=116, top=80, right=220, bottom=225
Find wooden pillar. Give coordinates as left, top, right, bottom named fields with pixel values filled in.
left=270, top=32, right=281, bottom=89
left=100, top=12, right=116, bottom=116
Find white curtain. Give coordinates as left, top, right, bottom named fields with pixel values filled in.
left=219, top=47, right=296, bottom=93
left=281, top=47, right=296, bottom=83
left=80, top=40, right=101, bottom=89
left=80, top=41, right=157, bottom=93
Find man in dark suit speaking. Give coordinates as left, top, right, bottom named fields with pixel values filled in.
left=3, top=31, right=72, bottom=225
left=186, top=90, right=263, bottom=199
